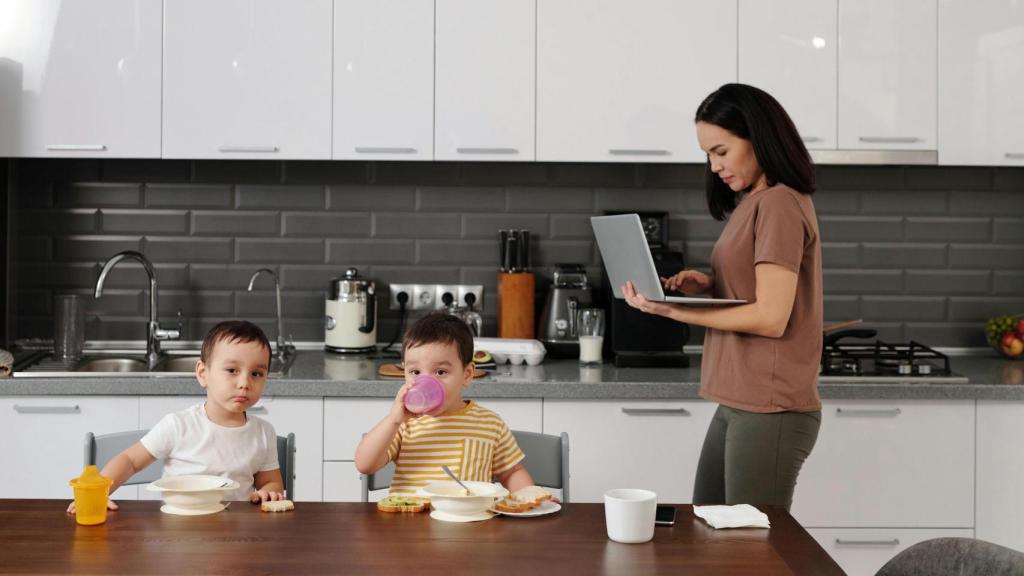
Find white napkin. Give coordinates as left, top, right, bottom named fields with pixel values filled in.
left=692, top=504, right=771, bottom=529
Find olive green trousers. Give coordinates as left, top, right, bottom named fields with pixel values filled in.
left=692, top=404, right=821, bottom=511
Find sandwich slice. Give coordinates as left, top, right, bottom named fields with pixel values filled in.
left=260, top=499, right=295, bottom=513
left=494, top=485, right=553, bottom=513
left=377, top=495, right=430, bottom=513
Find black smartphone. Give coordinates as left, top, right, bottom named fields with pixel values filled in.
left=655, top=505, right=676, bottom=526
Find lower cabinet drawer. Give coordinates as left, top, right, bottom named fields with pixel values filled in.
left=792, top=400, right=974, bottom=527
left=808, top=528, right=974, bottom=576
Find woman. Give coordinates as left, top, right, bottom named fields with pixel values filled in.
left=623, top=83, right=822, bottom=511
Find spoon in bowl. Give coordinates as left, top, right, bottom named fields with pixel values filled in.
left=441, top=465, right=473, bottom=496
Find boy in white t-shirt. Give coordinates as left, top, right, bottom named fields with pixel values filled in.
left=67, top=320, right=285, bottom=513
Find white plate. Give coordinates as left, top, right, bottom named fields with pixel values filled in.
left=160, top=503, right=227, bottom=516
left=490, top=500, right=562, bottom=517
left=429, top=509, right=495, bottom=523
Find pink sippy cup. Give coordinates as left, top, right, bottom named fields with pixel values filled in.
left=404, top=375, right=447, bottom=415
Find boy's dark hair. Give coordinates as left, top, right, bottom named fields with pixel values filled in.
left=402, top=312, right=474, bottom=366
left=200, top=320, right=272, bottom=366
left=695, top=83, right=816, bottom=221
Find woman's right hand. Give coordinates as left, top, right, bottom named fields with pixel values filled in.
left=661, top=270, right=714, bottom=294
left=388, top=381, right=417, bottom=424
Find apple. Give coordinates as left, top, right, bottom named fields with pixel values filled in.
left=1016, top=318, right=1024, bottom=338
left=1001, top=332, right=1024, bottom=357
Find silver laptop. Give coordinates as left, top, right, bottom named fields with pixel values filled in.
left=591, top=214, right=746, bottom=306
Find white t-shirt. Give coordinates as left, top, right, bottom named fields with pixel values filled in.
left=140, top=403, right=279, bottom=501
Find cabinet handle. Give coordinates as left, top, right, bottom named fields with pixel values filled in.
left=835, top=407, right=901, bottom=417
left=13, top=404, right=81, bottom=414
left=835, top=538, right=900, bottom=546
left=621, top=407, right=691, bottom=416
left=45, top=144, right=106, bottom=151
left=455, top=147, right=518, bottom=155
left=1005, top=153, right=1024, bottom=160
left=858, top=136, right=921, bottom=144
left=801, top=136, right=822, bottom=143
left=217, top=146, right=279, bottom=153
left=248, top=406, right=267, bottom=414
left=608, top=149, right=670, bottom=156
left=354, top=147, right=416, bottom=154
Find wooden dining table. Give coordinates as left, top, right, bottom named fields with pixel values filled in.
left=0, top=500, right=843, bottom=575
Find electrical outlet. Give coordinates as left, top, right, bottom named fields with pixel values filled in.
left=411, top=284, right=435, bottom=310
left=388, top=284, right=414, bottom=310
left=458, top=285, right=484, bottom=310
left=435, top=285, right=460, bottom=309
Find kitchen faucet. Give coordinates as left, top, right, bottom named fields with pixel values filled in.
left=247, top=268, right=294, bottom=363
left=94, top=251, right=180, bottom=369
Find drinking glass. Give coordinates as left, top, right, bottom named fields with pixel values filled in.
left=54, top=294, right=85, bottom=361
left=576, top=308, right=605, bottom=365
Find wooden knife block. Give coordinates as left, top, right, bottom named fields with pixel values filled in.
left=498, top=272, right=535, bottom=339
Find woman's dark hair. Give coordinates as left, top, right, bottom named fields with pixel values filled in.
left=403, top=312, right=474, bottom=367
left=695, top=83, right=815, bottom=220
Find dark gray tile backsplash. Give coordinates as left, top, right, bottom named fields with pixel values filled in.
left=8, top=159, right=1024, bottom=348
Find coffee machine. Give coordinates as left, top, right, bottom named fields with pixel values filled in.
left=538, top=264, right=593, bottom=358
left=601, top=212, right=689, bottom=367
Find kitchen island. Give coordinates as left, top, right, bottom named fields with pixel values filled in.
left=0, top=500, right=843, bottom=575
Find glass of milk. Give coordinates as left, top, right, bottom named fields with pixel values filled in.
left=576, top=308, right=605, bottom=365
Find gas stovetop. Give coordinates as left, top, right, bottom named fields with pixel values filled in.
left=819, top=335, right=969, bottom=384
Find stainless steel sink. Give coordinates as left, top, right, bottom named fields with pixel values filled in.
left=154, top=356, right=200, bottom=372
left=75, top=357, right=148, bottom=372
left=14, top=350, right=291, bottom=378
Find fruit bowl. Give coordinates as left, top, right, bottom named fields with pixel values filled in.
left=985, top=314, right=1024, bottom=359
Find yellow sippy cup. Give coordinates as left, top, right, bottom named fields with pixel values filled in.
left=69, top=465, right=112, bottom=525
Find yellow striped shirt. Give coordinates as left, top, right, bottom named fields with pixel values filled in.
left=386, top=401, right=525, bottom=495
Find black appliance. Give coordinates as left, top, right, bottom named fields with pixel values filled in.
left=601, top=212, right=689, bottom=368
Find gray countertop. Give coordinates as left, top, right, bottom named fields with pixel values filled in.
left=3, top=351, right=1024, bottom=401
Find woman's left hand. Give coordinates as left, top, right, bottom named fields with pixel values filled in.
left=623, top=281, right=675, bottom=317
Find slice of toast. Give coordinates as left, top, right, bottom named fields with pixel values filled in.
left=260, top=499, right=295, bottom=513
left=510, top=485, right=552, bottom=505
left=377, top=496, right=430, bottom=513
left=494, top=498, right=539, bottom=513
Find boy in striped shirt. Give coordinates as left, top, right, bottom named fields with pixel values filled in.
left=355, top=313, right=535, bottom=495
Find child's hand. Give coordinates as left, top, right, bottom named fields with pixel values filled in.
left=389, top=382, right=417, bottom=424
left=250, top=489, right=286, bottom=504
left=66, top=499, right=119, bottom=514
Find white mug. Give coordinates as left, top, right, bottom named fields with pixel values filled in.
left=604, top=488, right=657, bottom=543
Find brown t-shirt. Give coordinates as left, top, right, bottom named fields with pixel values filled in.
left=699, top=184, right=823, bottom=413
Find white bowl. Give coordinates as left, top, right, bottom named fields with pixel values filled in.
left=421, top=481, right=508, bottom=517
left=147, top=475, right=239, bottom=510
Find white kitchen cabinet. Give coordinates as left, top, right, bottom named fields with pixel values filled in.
left=739, top=0, right=837, bottom=150
left=976, top=401, right=1024, bottom=551
left=809, top=528, right=975, bottom=576
left=140, top=395, right=323, bottom=501
left=543, top=400, right=716, bottom=503
left=0, top=0, right=161, bottom=158
left=162, top=0, right=332, bottom=159
left=333, top=0, right=433, bottom=161
left=838, top=0, right=937, bottom=150
left=537, top=1, right=736, bottom=163
left=323, top=398, right=541, bottom=501
left=1, top=397, right=140, bottom=499
left=434, top=0, right=535, bottom=161
left=792, top=400, right=974, bottom=528
left=938, top=0, right=1024, bottom=165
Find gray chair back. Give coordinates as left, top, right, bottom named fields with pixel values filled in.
left=361, top=430, right=570, bottom=503
left=876, top=537, right=1024, bottom=576
left=86, top=430, right=297, bottom=499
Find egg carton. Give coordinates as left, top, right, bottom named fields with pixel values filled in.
left=473, top=337, right=547, bottom=366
